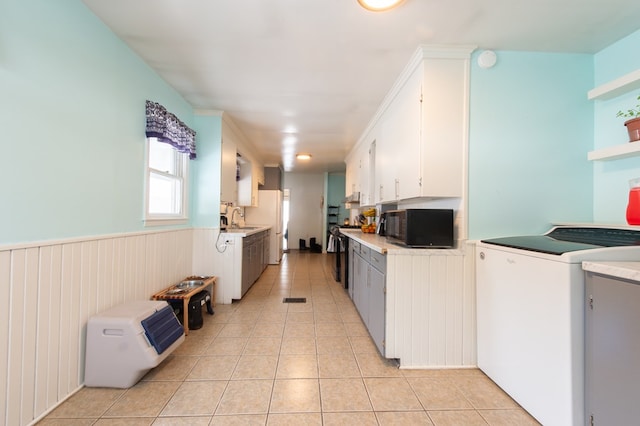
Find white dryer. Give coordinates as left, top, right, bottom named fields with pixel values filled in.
left=476, top=226, right=640, bottom=426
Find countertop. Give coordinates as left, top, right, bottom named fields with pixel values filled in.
left=582, top=261, right=640, bottom=282
left=220, top=225, right=271, bottom=237
left=339, top=229, right=464, bottom=256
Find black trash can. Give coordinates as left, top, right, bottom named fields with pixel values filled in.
left=169, top=290, right=213, bottom=330
left=187, top=291, right=210, bottom=330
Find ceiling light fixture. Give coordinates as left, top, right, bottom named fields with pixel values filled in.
left=357, top=0, right=405, bottom=12
left=296, top=153, right=312, bottom=160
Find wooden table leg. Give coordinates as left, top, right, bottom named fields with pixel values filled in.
left=182, top=298, right=189, bottom=336
left=209, top=283, right=216, bottom=307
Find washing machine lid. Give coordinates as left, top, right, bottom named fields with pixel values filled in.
left=481, top=227, right=640, bottom=256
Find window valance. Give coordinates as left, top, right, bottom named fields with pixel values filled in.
left=145, top=100, right=197, bottom=159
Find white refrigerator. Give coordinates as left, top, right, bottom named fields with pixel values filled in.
left=244, top=190, right=283, bottom=264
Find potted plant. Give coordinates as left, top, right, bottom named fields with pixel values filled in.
left=617, top=94, right=640, bottom=142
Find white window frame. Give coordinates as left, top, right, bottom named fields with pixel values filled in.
left=144, top=137, right=189, bottom=226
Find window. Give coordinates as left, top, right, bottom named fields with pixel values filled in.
left=145, top=137, right=188, bottom=225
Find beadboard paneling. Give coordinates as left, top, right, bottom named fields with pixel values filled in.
left=0, top=229, right=194, bottom=426
left=386, top=243, right=476, bottom=368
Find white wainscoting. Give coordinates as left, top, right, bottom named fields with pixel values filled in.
left=0, top=228, right=195, bottom=426
left=191, top=228, right=222, bottom=302
left=386, top=241, right=477, bottom=368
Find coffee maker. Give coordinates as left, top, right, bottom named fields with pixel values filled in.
left=220, top=215, right=228, bottom=231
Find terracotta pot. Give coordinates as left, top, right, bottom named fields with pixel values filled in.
left=624, top=117, right=640, bottom=142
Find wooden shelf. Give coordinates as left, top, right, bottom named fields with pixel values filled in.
left=588, top=142, right=640, bottom=161
left=588, top=69, right=640, bottom=100
left=587, top=69, right=640, bottom=161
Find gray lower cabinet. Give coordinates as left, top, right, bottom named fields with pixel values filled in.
left=348, top=240, right=357, bottom=300
left=368, top=261, right=385, bottom=354
left=351, top=241, right=386, bottom=355
left=263, top=229, right=270, bottom=270
left=241, top=236, right=252, bottom=296
left=241, top=230, right=269, bottom=296
left=585, top=271, right=640, bottom=425
left=353, top=247, right=368, bottom=322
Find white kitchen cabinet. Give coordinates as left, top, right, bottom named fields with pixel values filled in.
left=363, top=46, right=473, bottom=203
left=220, top=134, right=237, bottom=204
left=358, top=142, right=372, bottom=206
left=348, top=118, right=382, bottom=206
left=222, top=113, right=263, bottom=207
left=345, top=156, right=357, bottom=200
left=256, top=164, right=265, bottom=186
left=419, top=57, right=468, bottom=197
left=237, top=155, right=258, bottom=207
left=377, top=60, right=422, bottom=203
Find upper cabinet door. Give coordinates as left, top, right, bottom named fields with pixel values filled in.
left=419, top=57, right=468, bottom=198
left=389, top=62, right=423, bottom=201
left=237, top=156, right=256, bottom=207
left=220, top=136, right=237, bottom=204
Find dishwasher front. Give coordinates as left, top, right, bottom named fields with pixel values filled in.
left=584, top=271, right=640, bottom=425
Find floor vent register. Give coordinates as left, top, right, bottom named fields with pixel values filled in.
left=282, top=297, right=307, bottom=303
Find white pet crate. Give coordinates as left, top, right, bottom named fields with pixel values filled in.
left=85, top=300, right=185, bottom=388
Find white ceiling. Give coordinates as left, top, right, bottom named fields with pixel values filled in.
left=82, top=0, right=640, bottom=173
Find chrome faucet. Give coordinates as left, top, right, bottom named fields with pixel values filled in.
left=230, top=207, right=243, bottom=228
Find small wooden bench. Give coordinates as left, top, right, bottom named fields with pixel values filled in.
left=152, top=276, right=216, bottom=335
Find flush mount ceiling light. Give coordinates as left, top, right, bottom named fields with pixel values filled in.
left=357, top=0, right=405, bottom=12
left=296, top=153, right=312, bottom=160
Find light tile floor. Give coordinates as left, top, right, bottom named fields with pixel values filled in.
left=39, top=251, right=540, bottom=425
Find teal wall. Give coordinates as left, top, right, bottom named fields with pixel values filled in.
left=468, top=51, right=594, bottom=239
left=592, top=29, right=640, bottom=223
left=3, top=1, right=639, bottom=245
left=327, top=173, right=347, bottom=226
left=191, top=115, right=223, bottom=228
left=0, top=0, right=196, bottom=245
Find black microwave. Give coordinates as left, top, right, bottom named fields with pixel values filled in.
left=384, top=209, right=454, bottom=248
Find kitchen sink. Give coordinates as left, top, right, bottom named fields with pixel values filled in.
left=224, top=226, right=261, bottom=232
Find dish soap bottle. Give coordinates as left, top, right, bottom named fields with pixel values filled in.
left=626, top=178, right=640, bottom=225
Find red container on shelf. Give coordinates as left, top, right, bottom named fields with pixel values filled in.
left=626, top=178, right=640, bottom=225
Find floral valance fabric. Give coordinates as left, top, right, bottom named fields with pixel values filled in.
left=145, top=100, right=197, bottom=159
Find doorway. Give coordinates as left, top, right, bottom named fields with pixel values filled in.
left=283, top=188, right=290, bottom=251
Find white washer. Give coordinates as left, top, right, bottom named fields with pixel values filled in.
left=476, top=226, right=640, bottom=426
